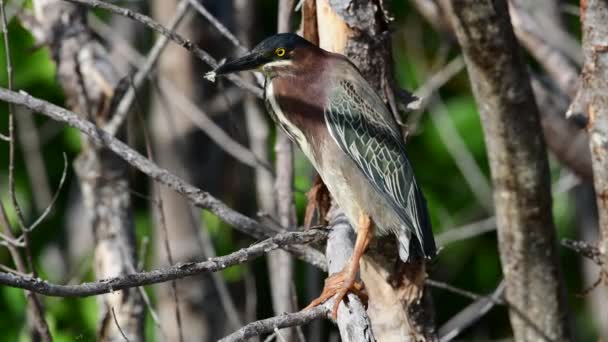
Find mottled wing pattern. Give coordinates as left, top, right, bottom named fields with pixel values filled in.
left=324, top=79, right=436, bottom=258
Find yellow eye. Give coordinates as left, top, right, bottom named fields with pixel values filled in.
left=275, top=48, right=286, bottom=57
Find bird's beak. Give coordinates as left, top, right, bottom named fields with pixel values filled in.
left=205, top=51, right=268, bottom=82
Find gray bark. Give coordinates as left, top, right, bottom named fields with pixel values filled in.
left=325, top=209, right=375, bottom=342
left=579, top=0, right=608, bottom=276
left=446, top=1, right=572, bottom=340
left=31, top=1, right=144, bottom=340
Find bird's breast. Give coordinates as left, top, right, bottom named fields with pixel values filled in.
left=264, top=78, right=326, bottom=167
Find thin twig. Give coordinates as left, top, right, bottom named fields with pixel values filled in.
left=155, top=77, right=272, bottom=172
left=428, top=95, right=493, bottom=212
left=64, top=0, right=263, bottom=98
left=436, top=217, right=496, bottom=246
left=105, top=0, right=190, bottom=136
left=0, top=230, right=327, bottom=297
left=88, top=14, right=270, bottom=172
left=130, top=75, right=183, bottom=342
left=425, top=279, right=481, bottom=301
left=27, top=153, right=68, bottom=231
left=187, top=0, right=246, bottom=52
left=1, top=2, right=52, bottom=340
left=111, top=307, right=130, bottom=342
left=414, top=56, right=465, bottom=112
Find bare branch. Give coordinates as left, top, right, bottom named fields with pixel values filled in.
left=0, top=230, right=326, bottom=297
left=219, top=305, right=328, bottom=342
left=105, top=0, right=190, bottom=136
left=27, top=153, right=68, bottom=232
left=186, top=0, right=246, bottom=52
left=438, top=281, right=505, bottom=342
left=64, top=0, right=262, bottom=98
left=435, top=217, right=496, bottom=246
left=88, top=12, right=271, bottom=172
left=131, top=77, right=184, bottom=342
left=1, top=1, right=52, bottom=339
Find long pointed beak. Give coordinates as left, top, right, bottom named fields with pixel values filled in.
left=205, top=51, right=268, bottom=82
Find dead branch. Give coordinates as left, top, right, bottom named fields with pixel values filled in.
left=63, top=0, right=262, bottom=98
left=219, top=305, right=328, bottom=342
left=578, top=0, right=608, bottom=275
left=0, top=230, right=326, bottom=297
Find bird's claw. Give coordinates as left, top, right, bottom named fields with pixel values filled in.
left=304, top=270, right=368, bottom=320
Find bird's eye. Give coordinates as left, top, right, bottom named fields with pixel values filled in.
left=275, top=48, right=286, bottom=57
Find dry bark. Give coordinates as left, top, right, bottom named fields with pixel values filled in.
left=579, top=0, right=608, bottom=277
left=445, top=0, right=572, bottom=340
left=30, top=1, right=144, bottom=340
left=313, top=1, right=436, bottom=340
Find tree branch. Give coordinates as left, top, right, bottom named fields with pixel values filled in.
left=446, top=0, right=572, bottom=340
left=63, top=0, right=262, bottom=98
left=0, top=230, right=326, bottom=297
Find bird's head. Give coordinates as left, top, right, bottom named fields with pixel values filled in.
left=206, top=33, right=316, bottom=80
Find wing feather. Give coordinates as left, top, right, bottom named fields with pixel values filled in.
left=324, top=78, right=436, bottom=259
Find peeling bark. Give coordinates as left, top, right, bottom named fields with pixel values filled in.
left=579, top=0, right=608, bottom=278
left=446, top=1, right=572, bottom=340
left=31, top=1, right=144, bottom=340
left=313, top=1, right=436, bottom=340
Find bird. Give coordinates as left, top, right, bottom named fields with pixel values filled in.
left=206, top=33, right=436, bottom=319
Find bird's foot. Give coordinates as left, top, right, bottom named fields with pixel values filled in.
left=304, top=175, right=331, bottom=229
left=304, top=270, right=367, bottom=320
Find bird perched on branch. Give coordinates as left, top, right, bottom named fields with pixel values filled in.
left=206, top=33, right=436, bottom=319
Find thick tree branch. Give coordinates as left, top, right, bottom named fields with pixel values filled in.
left=446, top=0, right=572, bottom=340
left=579, top=0, right=608, bottom=276
left=0, top=87, right=327, bottom=270
left=0, top=230, right=326, bottom=297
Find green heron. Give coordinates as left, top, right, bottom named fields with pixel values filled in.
left=206, top=33, right=436, bottom=318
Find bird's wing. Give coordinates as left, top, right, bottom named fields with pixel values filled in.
left=324, top=77, right=436, bottom=259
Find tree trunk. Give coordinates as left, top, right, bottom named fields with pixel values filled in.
left=31, top=1, right=144, bottom=340
left=579, top=0, right=608, bottom=279
left=312, top=1, right=436, bottom=340
left=149, top=0, right=241, bottom=340
left=446, top=0, right=572, bottom=340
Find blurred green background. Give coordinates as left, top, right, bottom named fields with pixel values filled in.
left=0, top=0, right=599, bottom=341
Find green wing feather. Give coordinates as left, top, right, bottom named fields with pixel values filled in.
left=324, top=78, right=436, bottom=259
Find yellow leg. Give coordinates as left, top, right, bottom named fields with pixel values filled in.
left=305, top=213, right=373, bottom=319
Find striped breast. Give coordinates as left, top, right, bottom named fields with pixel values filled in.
left=263, top=76, right=326, bottom=167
